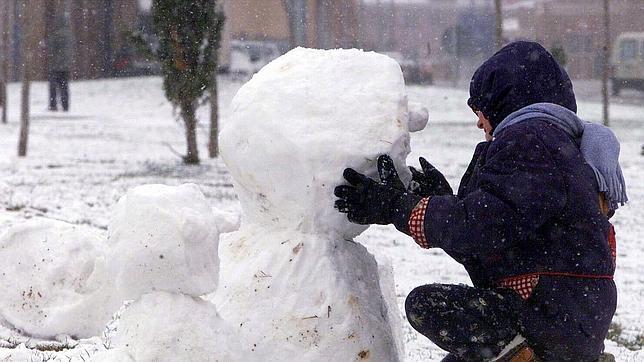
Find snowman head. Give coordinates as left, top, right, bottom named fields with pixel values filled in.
left=221, top=48, right=412, bottom=239
left=107, top=184, right=220, bottom=299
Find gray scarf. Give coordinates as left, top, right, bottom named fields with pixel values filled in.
left=493, top=102, right=628, bottom=210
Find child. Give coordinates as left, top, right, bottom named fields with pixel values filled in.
left=334, top=41, right=626, bottom=361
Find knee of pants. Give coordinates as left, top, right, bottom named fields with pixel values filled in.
left=405, top=284, right=447, bottom=332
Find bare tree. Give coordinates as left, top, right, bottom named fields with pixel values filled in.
left=601, top=0, right=610, bottom=127
left=209, top=1, right=225, bottom=159
left=208, top=75, right=220, bottom=158
left=18, top=0, right=33, bottom=157
left=1, top=2, right=9, bottom=124
left=494, top=0, right=503, bottom=50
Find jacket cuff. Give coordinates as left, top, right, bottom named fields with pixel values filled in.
left=408, top=197, right=430, bottom=248
left=391, top=193, right=422, bottom=235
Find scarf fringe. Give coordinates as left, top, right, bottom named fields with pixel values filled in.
left=495, top=103, right=628, bottom=211
left=591, top=164, right=628, bottom=211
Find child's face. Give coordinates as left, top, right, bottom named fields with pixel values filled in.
left=476, top=111, right=493, bottom=141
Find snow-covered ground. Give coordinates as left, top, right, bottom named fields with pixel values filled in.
left=0, top=76, right=642, bottom=361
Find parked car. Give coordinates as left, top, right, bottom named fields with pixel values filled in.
left=611, top=32, right=644, bottom=95
left=382, top=51, right=433, bottom=85
left=230, top=40, right=281, bottom=80
left=113, top=46, right=160, bottom=77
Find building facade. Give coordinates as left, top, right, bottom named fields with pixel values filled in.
left=0, top=0, right=138, bottom=81
left=505, top=0, right=644, bottom=79
left=0, top=0, right=360, bottom=80
left=359, top=0, right=644, bottom=81
left=2, top=0, right=642, bottom=82
left=219, top=0, right=359, bottom=68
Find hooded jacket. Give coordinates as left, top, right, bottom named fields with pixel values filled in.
left=413, top=42, right=617, bottom=360
left=467, top=41, right=577, bottom=128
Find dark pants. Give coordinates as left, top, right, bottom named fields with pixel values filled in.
left=48, top=71, right=69, bottom=111
left=405, top=280, right=615, bottom=361
left=405, top=283, right=523, bottom=361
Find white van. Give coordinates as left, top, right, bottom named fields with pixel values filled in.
left=611, top=32, right=644, bottom=95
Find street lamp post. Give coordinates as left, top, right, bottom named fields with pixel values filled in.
left=601, top=0, right=610, bottom=127
left=494, top=0, right=503, bottom=50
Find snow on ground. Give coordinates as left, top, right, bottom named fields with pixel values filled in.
left=0, top=76, right=642, bottom=361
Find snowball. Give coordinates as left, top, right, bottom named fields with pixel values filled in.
left=110, top=292, right=239, bottom=362
left=107, top=184, right=219, bottom=299
left=408, top=101, right=429, bottom=132
left=0, top=218, right=117, bottom=338
left=220, top=47, right=412, bottom=239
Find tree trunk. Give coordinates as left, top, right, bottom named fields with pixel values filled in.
left=181, top=102, right=200, bottom=164
left=18, top=0, right=31, bottom=157
left=283, top=0, right=308, bottom=47
left=601, top=0, right=610, bottom=127
left=494, top=0, right=503, bottom=50
left=208, top=76, right=219, bottom=158
left=18, top=77, right=29, bottom=156
left=451, top=26, right=459, bottom=87
left=1, top=2, right=9, bottom=124
left=100, top=0, right=114, bottom=77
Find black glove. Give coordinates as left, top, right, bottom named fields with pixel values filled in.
left=334, top=155, right=421, bottom=234
left=408, top=157, right=453, bottom=197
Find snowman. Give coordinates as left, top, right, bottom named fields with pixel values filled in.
left=99, top=184, right=240, bottom=361
left=215, top=47, right=426, bottom=361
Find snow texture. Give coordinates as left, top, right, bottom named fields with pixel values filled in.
left=211, top=206, right=241, bottom=234
left=106, top=183, right=220, bottom=300
left=216, top=228, right=403, bottom=361
left=0, top=218, right=117, bottom=339
left=107, top=292, right=239, bottom=362
left=91, top=348, right=134, bottom=362
left=0, top=181, right=12, bottom=206
left=216, top=48, right=407, bottom=361
left=376, top=255, right=406, bottom=358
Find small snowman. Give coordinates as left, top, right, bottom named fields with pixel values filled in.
left=100, top=184, right=239, bottom=361
left=215, top=48, right=425, bottom=361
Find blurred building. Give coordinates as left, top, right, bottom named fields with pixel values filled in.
left=359, top=0, right=496, bottom=82
left=0, top=0, right=361, bottom=81
left=219, top=0, right=360, bottom=69
left=222, top=0, right=358, bottom=47
left=0, top=0, right=138, bottom=81
left=359, top=1, right=459, bottom=76
left=504, top=0, right=644, bottom=79
left=2, top=0, right=643, bottom=82
left=360, top=0, right=644, bottom=81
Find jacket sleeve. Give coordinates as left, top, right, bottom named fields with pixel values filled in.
left=421, top=124, right=567, bottom=256
left=457, top=141, right=490, bottom=197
